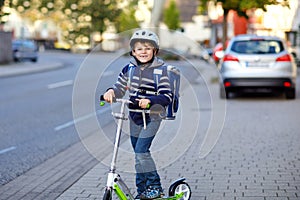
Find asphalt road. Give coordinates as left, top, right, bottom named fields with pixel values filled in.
left=0, top=51, right=83, bottom=184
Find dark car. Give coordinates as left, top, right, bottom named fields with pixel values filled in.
left=12, top=40, right=38, bottom=62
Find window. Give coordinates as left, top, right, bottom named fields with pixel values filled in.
left=231, top=40, right=284, bottom=54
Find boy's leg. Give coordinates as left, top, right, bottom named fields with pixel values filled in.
left=130, top=121, right=146, bottom=195
left=133, top=120, right=162, bottom=191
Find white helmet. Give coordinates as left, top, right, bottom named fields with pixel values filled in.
left=130, top=29, right=159, bottom=49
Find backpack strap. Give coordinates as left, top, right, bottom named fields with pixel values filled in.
left=153, top=65, right=165, bottom=93
left=127, top=64, right=166, bottom=96
left=127, top=63, right=135, bottom=90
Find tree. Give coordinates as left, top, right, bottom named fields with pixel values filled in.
left=83, top=0, right=121, bottom=36
left=10, top=0, right=123, bottom=45
left=115, top=0, right=139, bottom=33
left=163, top=0, right=180, bottom=30
left=0, top=0, right=4, bottom=23
left=199, top=0, right=289, bottom=48
left=0, top=0, right=10, bottom=25
left=0, top=0, right=3, bottom=10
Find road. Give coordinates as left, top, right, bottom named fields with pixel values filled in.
left=0, top=51, right=82, bottom=184
left=1, top=51, right=300, bottom=199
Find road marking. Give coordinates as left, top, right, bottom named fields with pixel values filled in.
left=0, top=146, right=17, bottom=155
left=47, top=80, right=73, bottom=89
left=54, top=112, right=96, bottom=131
left=54, top=105, right=113, bottom=131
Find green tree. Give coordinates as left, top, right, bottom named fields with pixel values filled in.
left=0, top=0, right=11, bottom=25
left=199, top=0, right=289, bottom=48
left=0, top=0, right=4, bottom=23
left=10, top=0, right=122, bottom=44
left=115, top=0, right=139, bottom=33
left=83, top=0, right=121, bottom=36
left=163, top=0, right=180, bottom=30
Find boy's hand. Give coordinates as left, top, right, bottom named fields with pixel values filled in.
left=136, top=99, right=151, bottom=109
left=103, top=89, right=115, bottom=104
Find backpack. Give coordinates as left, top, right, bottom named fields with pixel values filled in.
left=128, top=64, right=180, bottom=120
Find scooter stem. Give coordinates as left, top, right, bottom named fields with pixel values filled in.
left=109, top=99, right=127, bottom=172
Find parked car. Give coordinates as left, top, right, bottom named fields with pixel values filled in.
left=54, top=41, right=71, bottom=51
left=288, top=46, right=300, bottom=67
left=212, top=41, right=229, bottom=63
left=12, top=39, right=38, bottom=62
left=212, top=42, right=224, bottom=63
left=219, top=34, right=297, bottom=99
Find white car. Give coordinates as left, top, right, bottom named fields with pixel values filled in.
left=219, top=34, right=297, bottom=99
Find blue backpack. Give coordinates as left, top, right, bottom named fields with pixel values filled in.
left=128, top=64, right=180, bottom=120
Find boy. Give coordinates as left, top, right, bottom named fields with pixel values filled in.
left=103, top=29, right=172, bottom=199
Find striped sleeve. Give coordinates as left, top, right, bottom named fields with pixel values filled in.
left=112, top=65, right=130, bottom=98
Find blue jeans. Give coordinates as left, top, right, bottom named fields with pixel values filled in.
left=130, top=119, right=162, bottom=194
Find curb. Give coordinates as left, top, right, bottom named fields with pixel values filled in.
left=0, top=62, right=64, bottom=78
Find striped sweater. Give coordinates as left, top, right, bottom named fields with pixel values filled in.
left=111, top=57, right=172, bottom=125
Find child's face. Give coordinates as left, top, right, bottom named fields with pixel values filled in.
left=132, top=42, right=155, bottom=63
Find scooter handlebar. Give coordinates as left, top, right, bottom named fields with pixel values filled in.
left=99, top=95, right=132, bottom=106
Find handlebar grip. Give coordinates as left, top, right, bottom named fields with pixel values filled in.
left=99, top=95, right=116, bottom=106
left=132, top=99, right=151, bottom=108
left=100, top=95, right=116, bottom=102
left=99, top=95, right=105, bottom=106
left=100, top=95, right=105, bottom=101
left=99, top=95, right=107, bottom=106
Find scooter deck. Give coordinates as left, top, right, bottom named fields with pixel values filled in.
left=140, top=198, right=172, bottom=200
left=140, top=196, right=178, bottom=200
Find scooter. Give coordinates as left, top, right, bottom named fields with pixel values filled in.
left=100, top=96, right=191, bottom=200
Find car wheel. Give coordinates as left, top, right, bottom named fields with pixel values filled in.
left=285, top=88, right=296, bottom=99
left=220, top=87, right=229, bottom=99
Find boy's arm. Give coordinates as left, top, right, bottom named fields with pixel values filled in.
left=110, top=65, right=130, bottom=98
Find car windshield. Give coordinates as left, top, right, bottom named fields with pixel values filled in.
left=13, top=40, right=36, bottom=49
left=231, top=40, right=284, bottom=54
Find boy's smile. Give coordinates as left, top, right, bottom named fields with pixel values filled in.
left=132, top=42, right=155, bottom=63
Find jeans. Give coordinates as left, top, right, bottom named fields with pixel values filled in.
left=130, top=119, right=162, bottom=194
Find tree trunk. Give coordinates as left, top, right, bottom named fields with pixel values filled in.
left=222, top=9, right=229, bottom=50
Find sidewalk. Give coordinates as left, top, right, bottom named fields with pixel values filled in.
left=1, top=59, right=300, bottom=200
left=0, top=60, right=211, bottom=200
left=0, top=60, right=64, bottom=78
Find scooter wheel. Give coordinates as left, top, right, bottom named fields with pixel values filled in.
left=103, top=187, right=112, bottom=200
left=170, top=182, right=191, bottom=200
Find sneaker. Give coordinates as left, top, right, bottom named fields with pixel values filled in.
left=140, top=186, right=163, bottom=199
left=135, top=194, right=141, bottom=199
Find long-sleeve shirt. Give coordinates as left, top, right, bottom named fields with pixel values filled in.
left=111, top=57, right=172, bottom=125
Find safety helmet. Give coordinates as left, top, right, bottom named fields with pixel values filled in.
left=130, top=29, right=159, bottom=49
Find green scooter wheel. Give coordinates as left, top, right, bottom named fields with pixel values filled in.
left=170, top=182, right=191, bottom=200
